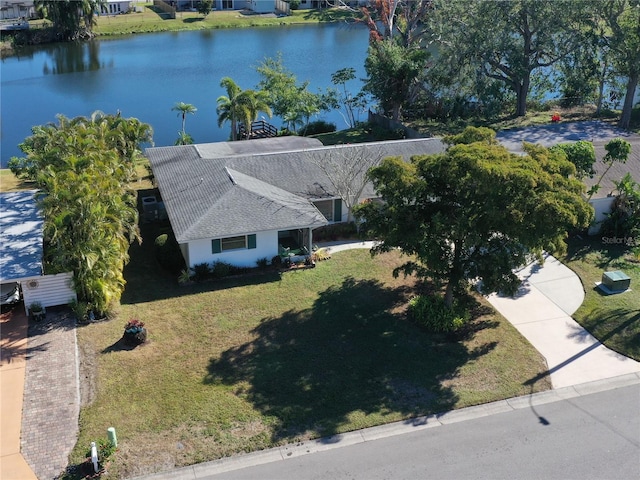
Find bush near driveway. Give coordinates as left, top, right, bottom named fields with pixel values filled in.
left=69, top=236, right=551, bottom=478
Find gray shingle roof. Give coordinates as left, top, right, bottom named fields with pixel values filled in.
left=585, top=140, right=640, bottom=199
left=145, top=137, right=445, bottom=243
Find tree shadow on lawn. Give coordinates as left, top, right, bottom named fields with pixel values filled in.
left=204, top=277, right=497, bottom=443
left=576, top=308, right=640, bottom=361
left=564, top=235, right=632, bottom=268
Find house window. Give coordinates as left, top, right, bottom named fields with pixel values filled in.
left=222, top=236, right=246, bottom=251
left=222, top=0, right=233, bottom=8
left=212, top=234, right=256, bottom=253
left=313, top=199, right=343, bottom=222
left=314, top=200, right=333, bottom=222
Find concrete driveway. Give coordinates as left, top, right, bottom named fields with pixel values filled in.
left=496, top=120, right=640, bottom=152
left=487, top=254, right=640, bottom=389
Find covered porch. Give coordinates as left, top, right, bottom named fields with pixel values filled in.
left=278, top=228, right=315, bottom=263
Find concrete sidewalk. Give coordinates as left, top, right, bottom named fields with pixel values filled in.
left=487, top=254, right=640, bottom=388
left=0, top=309, right=37, bottom=480
left=0, top=307, right=80, bottom=480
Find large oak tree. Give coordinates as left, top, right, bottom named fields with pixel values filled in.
left=354, top=128, right=593, bottom=308
left=434, top=0, right=591, bottom=117
left=600, top=0, right=640, bottom=129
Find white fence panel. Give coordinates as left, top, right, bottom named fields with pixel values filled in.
left=21, top=272, right=76, bottom=314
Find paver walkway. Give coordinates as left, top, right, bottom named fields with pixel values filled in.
left=21, top=309, right=80, bottom=480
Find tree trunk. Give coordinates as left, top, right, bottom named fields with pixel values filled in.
left=595, top=59, right=608, bottom=116
left=444, top=241, right=462, bottom=309
left=231, top=116, right=238, bottom=141
left=391, top=103, right=401, bottom=122
left=515, top=74, right=530, bottom=117
left=618, top=72, right=639, bottom=130
left=444, top=281, right=455, bottom=309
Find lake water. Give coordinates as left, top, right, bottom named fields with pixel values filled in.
left=0, top=23, right=370, bottom=167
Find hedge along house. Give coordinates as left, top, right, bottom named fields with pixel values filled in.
left=0, top=190, right=76, bottom=314
left=145, top=136, right=445, bottom=269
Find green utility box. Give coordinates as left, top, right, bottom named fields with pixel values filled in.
left=601, top=270, right=631, bottom=292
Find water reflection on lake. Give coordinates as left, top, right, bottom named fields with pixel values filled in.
left=1, top=23, right=369, bottom=166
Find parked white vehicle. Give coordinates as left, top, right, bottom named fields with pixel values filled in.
left=0, top=282, right=21, bottom=306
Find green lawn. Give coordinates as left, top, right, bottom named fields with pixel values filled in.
left=93, top=5, right=356, bottom=36
left=68, top=219, right=551, bottom=478
left=0, top=169, right=26, bottom=191
left=563, top=236, right=640, bottom=361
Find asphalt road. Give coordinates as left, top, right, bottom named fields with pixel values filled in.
left=201, top=384, right=640, bottom=480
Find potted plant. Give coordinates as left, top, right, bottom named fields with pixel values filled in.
left=123, top=319, right=147, bottom=346
left=29, top=301, right=45, bottom=321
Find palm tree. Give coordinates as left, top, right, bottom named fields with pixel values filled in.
left=175, top=131, right=194, bottom=145
left=217, top=77, right=248, bottom=141
left=172, top=102, right=197, bottom=136
left=217, top=77, right=272, bottom=141
left=35, top=0, right=99, bottom=40
left=236, top=89, right=272, bottom=139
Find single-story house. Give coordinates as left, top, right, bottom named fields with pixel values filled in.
left=0, top=190, right=76, bottom=314
left=585, top=139, right=640, bottom=234
left=0, top=0, right=35, bottom=20
left=98, top=0, right=132, bottom=15
left=145, top=136, right=445, bottom=269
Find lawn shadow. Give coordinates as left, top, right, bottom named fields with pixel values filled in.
left=564, top=236, right=593, bottom=262
left=101, top=337, right=139, bottom=354
left=205, top=277, right=497, bottom=443
left=579, top=308, right=640, bottom=360
left=565, top=235, right=631, bottom=269
left=147, top=5, right=173, bottom=19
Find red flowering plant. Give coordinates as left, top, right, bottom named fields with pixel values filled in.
left=123, top=319, right=147, bottom=346
left=124, top=319, right=145, bottom=334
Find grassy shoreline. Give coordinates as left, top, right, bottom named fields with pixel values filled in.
left=0, top=5, right=358, bottom=56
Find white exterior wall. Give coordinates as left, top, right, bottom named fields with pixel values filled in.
left=247, top=0, right=274, bottom=13
left=588, top=196, right=616, bottom=235
left=0, top=0, right=35, bottom=20
left=21, top=272, right=76, bottom=315
left=186, top=230, right=278, bottom=268
left=98, top=0, right=131, bottom=15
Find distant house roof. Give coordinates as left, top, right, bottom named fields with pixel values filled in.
left=145, top=136, right=446, bottom=243
left=0, top=190, right=43, bottom=282
left=585, top=139, right=640, bottom=199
